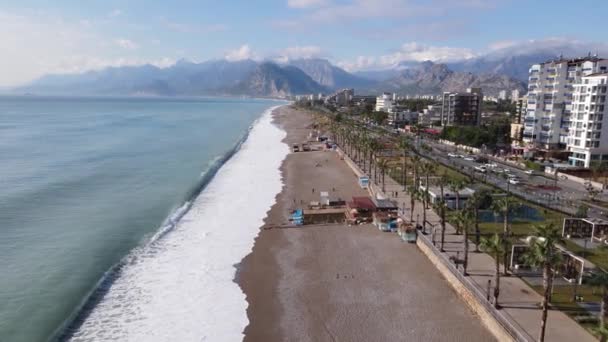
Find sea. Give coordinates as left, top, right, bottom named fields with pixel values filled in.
left=0, top=96, right=289, bottom=342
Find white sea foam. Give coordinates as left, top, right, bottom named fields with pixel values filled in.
left=68, top=105, right=288, bottom=342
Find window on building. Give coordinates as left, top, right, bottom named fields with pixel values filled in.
left=585, top=79, right=590, bottom=84
left=592, top=154, right=600, bottom=160
left=575, top=139, right=581, bottom=146
left=595, top=141, right=601, bottom=148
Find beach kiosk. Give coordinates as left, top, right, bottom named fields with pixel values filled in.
left=291, top=209, right=304, bottom=226
left=358, top=176, right=370, bottom=189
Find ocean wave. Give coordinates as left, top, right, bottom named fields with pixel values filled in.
left=53, top=105, right=288, bottom=341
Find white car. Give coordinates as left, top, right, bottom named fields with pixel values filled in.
left=474, top=166, right=487, bottom=173
left=463, top=156, right=475, bottom=161
left=524, top=169, right=535, bottom=175
left=486, top=163, right=498, bottom=168
left=508, top=178, right=521, bottom=185
left=447, top=153, right=458, bottom=158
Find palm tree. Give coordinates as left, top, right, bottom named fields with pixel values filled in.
left=467, top=190, right=485, bottom=253
left=455, top=210, right=473, bottom=275
left=449, top=179, right=466, bottom=212
left=480, top=234, right=505, bottom=308
left=437, top=173, right=450, bottom=252
left=524, top=223, right=564, bottom=342
left=377, top=158, right=389, bottom=192
left=368, top=138, right=380, bottom=181
left=415, top=187, right=429, bottom=234
left=422, top=161, right=437, bottom=210
left=409, top=185, right=418, bottom=223
left=588, top=271, right=608, bottom=341
left=491, top=196, right=520, bottom=274
left=398, top=137, right=411, bottom=191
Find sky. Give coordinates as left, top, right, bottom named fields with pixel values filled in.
left=1, top=0, right=608, bottom=87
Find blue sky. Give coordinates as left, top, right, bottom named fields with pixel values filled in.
left=1, top=0, right=608, bottom=86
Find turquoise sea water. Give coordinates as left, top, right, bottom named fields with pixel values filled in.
left=0, top=96, right=280, bottom=342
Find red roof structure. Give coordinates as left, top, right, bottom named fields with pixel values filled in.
left=349, top=197, right=377, bottom=211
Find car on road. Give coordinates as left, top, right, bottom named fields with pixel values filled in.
left=463, top=156, right=475, bottom=161
left=524, top=169, right=536, bottom=175
left=447, top=153, right=458, bottom=158
left=485, top=163, right=497, bottom=169
left=508, top=178, right=521, bottom=185
left=474, top=166, right=487, bottom=173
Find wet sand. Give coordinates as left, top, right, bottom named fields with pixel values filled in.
left=237, top=106, right=495, bottom=341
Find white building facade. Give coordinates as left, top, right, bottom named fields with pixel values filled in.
left=567, top=73, right=608, bottom=167
left=375, top=93, right=393, bottom=112
left=523, top=56, right=608, bottom=150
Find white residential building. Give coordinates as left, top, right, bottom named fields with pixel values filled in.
left=523, top=56, right=608, bottom=150
left=387, top=110, right=418, bottom=127
left=511, top=89, right=520, bottom=102
left=498, top=90, right=509, bottom=101
left=567, top=72, right=608, bottom=167
left=375, top=92, right=394, bottom=112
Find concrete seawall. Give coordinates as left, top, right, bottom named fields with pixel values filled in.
left=416, top=236, right=515, bottom=342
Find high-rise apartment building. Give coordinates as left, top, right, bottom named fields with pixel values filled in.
left=523, top=56, right=608, bottom=150
left=441, top=88, right=482, bottom=126
left=375, top=92, right=393, bottom=112
left=567, top=73, right=608, bottom=167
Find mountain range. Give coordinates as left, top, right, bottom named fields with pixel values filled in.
left=17, top=49, right=576, bottom=98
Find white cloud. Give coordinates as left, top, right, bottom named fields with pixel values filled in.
left=0, top=10, right=172, bottom=87
left=287, top=0, right=327, bottom=8
left=276, top=45, right=324, bottom=61
left=160, top=17, right=227, bottom=34
left=115, top=38, right=139, bottom=50
left=224, top=44, right=256, bottom=61
left=485, top=38, right=608, bottom=59
left=282, top=0, right=501, bottom=27
left=109, top=9, right=123, bottom=18
left=338, top=42, right=476, bottom=71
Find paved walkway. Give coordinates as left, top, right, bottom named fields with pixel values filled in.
left=377, top=173, right=597, bottom=342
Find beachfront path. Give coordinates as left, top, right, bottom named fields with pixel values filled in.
left=378, top=167, right=597, bottom=342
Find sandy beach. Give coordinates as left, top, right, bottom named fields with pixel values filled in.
left=237, top=105, right=495, bottom=341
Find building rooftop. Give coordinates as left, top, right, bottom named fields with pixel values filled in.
left=540, top=55, right=607, bottom=65
left=581, top=217, right=608, bottom=226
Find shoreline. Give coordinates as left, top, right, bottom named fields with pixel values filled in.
left=237, top=105, right=495, bottom=341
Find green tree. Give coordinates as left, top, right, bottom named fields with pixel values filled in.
left=524, top=223, right=564, bottom=342
left=491, top=196, right=520, bottom=274
left=449, top=179, right=466, bottom=221
left=437, top=172, right=450, bottom=252
left=575, top=204, right=589, bottom=218
left=467, top=190, right=486, bottom=253
left=480, top=234, right=505, bottom=308
left=455, top=210, right=473, bottom=275
left=398, top=137, right=411, bottom=191
left=377, top=158, right=389, bottom=192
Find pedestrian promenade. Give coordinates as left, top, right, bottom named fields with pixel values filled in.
left=380, top=174, right=597, bottom=342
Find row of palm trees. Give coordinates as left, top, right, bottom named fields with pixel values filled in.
left=327, top=114, right=608, bottom=342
